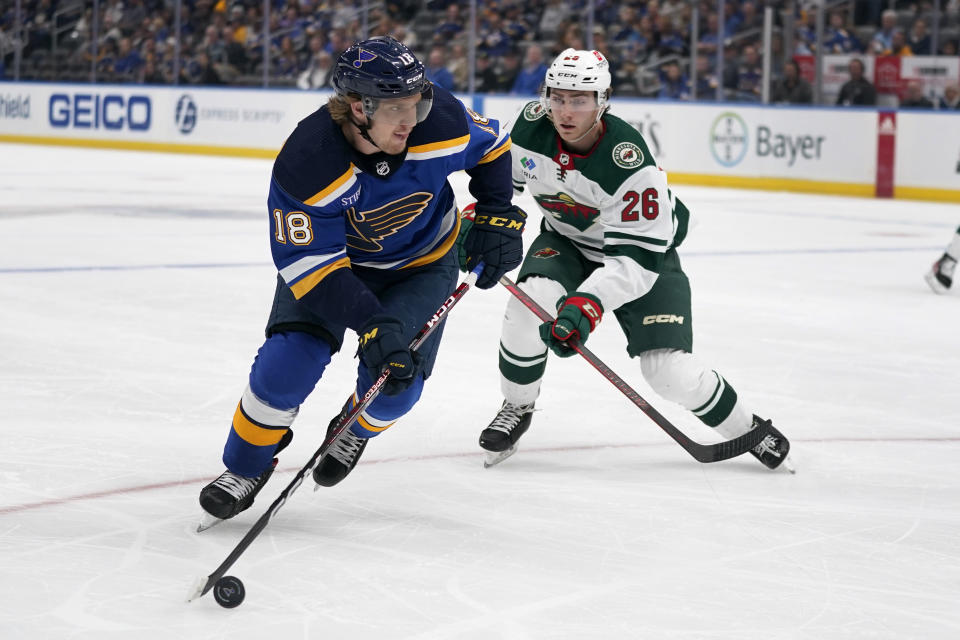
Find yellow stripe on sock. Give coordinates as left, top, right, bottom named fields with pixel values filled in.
left=232, top=402, right=287, bottom=446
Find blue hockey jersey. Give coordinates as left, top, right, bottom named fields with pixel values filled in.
left=267, top=86, right=512, bottom=330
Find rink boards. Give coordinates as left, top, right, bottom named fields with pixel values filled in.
left=0, top=82, right=957, bottom=202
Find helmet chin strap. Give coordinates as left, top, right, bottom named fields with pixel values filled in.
left=566, top=119, right=601, bottom=145
left=349, top=115, right=382, bottom=151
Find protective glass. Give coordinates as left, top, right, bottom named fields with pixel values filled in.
left=365, top=86, right=434, bottom=126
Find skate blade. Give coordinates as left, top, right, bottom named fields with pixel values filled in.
left=196, top=512, right=223, bottom=533
left=483, top=445, right=518, bottom=468
left=774, top=453, right=797, bottom=474
left=924, top=272, right=949, bottom=294
left=780, top=454, right=797, bottom=474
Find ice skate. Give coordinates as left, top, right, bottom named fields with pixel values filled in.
left=925, top=254, right=956, bottom=294
left=480, top=401, right=535, bottom=467
left=197, top=459, right=278, bottom=531
left=749, top=415, right=794, bottom=473
left=312, top=410, right=369, bottom=487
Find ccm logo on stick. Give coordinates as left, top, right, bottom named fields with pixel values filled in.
left=49, top=93, right=151, bottom=130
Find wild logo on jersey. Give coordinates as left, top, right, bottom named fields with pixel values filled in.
left=346, top=192, right=433, bottom=252
left=534, top=192, right=600, bottom=232
left=533, top=247, right=560, bottom=258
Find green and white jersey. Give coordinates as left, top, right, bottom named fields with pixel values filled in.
left=507, top=101, right=690, bottom=311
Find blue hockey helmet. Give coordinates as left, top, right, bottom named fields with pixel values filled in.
left=333, top=36, right=433, bottom=125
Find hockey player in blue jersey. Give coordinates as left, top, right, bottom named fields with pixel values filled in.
left=198, top=36, right=525, bottom=525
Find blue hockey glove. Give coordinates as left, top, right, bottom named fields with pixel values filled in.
left=539, top=292, right=604, bottom=358
left=357, top=315, right=422, bottom=395
left=460, top=202, right=526, bottom=289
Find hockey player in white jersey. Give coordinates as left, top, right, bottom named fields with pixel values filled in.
left=470, top=48, right=793, bottom=470
left=925, top=225, right=959, bottom=294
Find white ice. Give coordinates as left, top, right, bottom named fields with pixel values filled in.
left=1, top=143, right=959, bottom=640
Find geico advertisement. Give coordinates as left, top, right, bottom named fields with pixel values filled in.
left=0, top=84, right=154, bottom=136
left=895, top=111, right=960, bottom=189
left=0, top=83, right=317, bottom=149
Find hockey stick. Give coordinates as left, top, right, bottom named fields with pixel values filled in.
left=187, top=264, right=483, bottom=603
left=498, top=275, right=771, bottom=463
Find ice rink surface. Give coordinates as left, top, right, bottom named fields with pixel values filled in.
left=1, top=143, right=959, bottom=639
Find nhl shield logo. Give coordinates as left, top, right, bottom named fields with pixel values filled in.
left=375, top=161, right=390, bottom=176
left=612, top=142, right=644, bottom=169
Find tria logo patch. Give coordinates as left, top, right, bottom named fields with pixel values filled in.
left=521, top=156, right=536, bottom=170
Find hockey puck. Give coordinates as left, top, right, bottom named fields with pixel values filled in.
left=213, top=575, right=245, bottom=608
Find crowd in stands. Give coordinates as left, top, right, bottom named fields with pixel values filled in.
left=2, top=0, right=959, bottom=107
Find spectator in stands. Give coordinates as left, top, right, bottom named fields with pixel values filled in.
left=511, top=43, right=548, bottom=95
left=425, top=45, right=455, bottom=91
left=473, top=51, right=500, bottom=93
left=794, top=9, right=816, bottom=55
left=939, top=85, right=960, bottom=110
left=689, top=53, right=719, bottom=100
left=733, top=45, right=763, bottom=102
left=823, top=10, right=861, bottom=53
left=697, top=12, right=722, bottom=57
left=611, top=6, right=643, bottom=45
left=139, top=56, right=166, bottom=84
left=539, top=0, right=571, bottom=41
left=434, top=4, right=463, bottom=44
left=552, top=21, right=585, bottom=57
left=657, top=60, right=690, bottom=100
left=900, top=80, right=934, bottom=108
left=734, top=1, right=764, bottom=40
left=223, top=25, right=249, bottom=74
left=502, top=3, right=531, bottom=43
left=447, top=42, right=470, bottom=91
left=297, top=49, right=333, bottom=90
left=656, top=14, right=687, bottom=58
left=941, top=40, right=958, bottom=56
left=273, top=35, right=300, bottom=80
left=836, top=58, right=876, bottom=106
left=493, top=48, right=522, bottom=92
left=771, top=59, right=812, bottom=104
left=885, top=29, right=913, bottom=56
left=194, top=50, right=224, bottom=85
left=479, top=10, right=513, bottom=57
left=113, top=36, right=144, bottom=78
left=908, top=18, right=932, bottom=55
left=871, top=9, right=898, bottom=54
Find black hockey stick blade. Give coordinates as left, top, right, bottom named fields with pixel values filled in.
left=498, top=275, right=771, bottom=463
left=188, top=265, right=483, bottom=603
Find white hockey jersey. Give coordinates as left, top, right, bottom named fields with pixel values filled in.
left=507, top=100, right=690, bottom=311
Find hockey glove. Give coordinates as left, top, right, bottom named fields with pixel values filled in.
left=539, top=292, right=604, bottom=358
left=460, top=202, right=526, bottom=289
left=357, top=315, right=422, bottom=395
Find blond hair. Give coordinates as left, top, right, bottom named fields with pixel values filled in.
left=327, top=94, right=360, bottom=125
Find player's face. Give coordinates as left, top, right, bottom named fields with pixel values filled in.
left=367, top=94, right=422, bottom=154
left=548, top=89, right=601, bottom=145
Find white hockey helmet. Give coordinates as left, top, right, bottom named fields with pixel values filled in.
left=540, top=48, right=612, bottom=115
